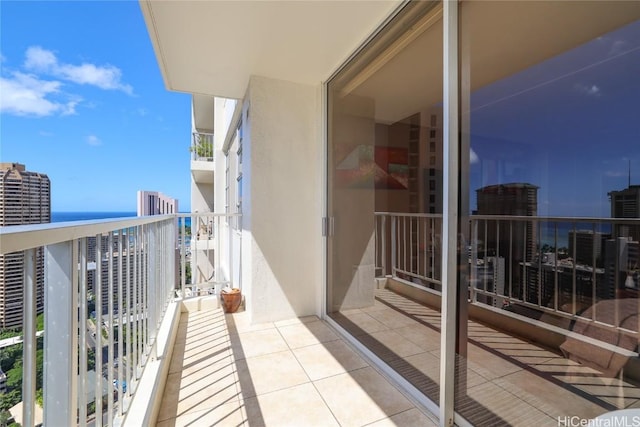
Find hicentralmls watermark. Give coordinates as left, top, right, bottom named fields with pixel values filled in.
left=558, top=413, right=640, bottom=427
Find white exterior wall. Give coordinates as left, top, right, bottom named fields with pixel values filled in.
left=214, top=98, right=229, bottom=214
left=241, top=75, right=322, bottom=323
left=190, top=178, right=214, bottom=213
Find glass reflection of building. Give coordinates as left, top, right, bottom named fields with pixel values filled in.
left=327, top=3, right=640, bottom=426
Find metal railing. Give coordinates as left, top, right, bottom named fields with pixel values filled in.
left=190, top=132, right=214, bottom=162
left=470, top=215, right=640, bottom=334
left=375, top=213, right=640, bottom=339
left=0, top=215, right=178, bottom=426
left=0, top=212, right=241, bottom=426
left=177, top=213, right=242, bottom=298
left=375, top=213, right=442, bottom=289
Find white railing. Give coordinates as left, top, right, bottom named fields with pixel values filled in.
left=375, top=213, right=442, bottom=289
left=0, top=215, right=177, bottom=426
left=469, top=215, right=640, bottom=333
left=375, top=213, right=640, bottom=339
left=190, top=132, right=214, bottom=162
left=176, top=213, right=242, bottom=298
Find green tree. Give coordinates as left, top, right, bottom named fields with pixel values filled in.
left=0, top=390, right=20, bottom=412
left=0, top=410, right=11, bottom=427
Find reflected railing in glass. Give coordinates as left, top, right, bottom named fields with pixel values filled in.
left=375, top=213, right=640, bottom=352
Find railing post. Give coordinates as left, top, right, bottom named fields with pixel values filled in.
left=22, top=248, right=37, bottom=427
left=181, top=218, right=186, bottom=296
left=117, top=231, right=124, bottom=417
left=95, top=234, right=103, bottom=427
left=43, top=241, right=78, bottom=426
left=391, top=215, right=397, bottom=277
left=147, top=223, right=157, bottom=355
left=381, top=215, right=387, bottom=276
left=107, top=232, right=115, bottom=426
left=78, top=238, right=88, bottom=426
left=470, top=220, right=478, bottom=303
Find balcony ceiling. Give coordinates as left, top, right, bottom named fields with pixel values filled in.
left=140, top=0, right=402, bottom=99
left=192, top=94, right=214, bottom=133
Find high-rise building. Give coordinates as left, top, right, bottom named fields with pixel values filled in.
left=476, top=183, right=539, bottom=259
left=604, top=236, right=639, bottom=299
left=476, top=183, right=538, bottom=300
left=137, top=190, right=179, bottom=216
left=609, top=185, right=640, bottom=242
left=0, top=163, right=50, bottom=329
left=568, top=230, right=609, bottom=267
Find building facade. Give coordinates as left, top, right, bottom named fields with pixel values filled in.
left=136, top=190, right=178, bottom=216
left=141, top=2, right=640, bottom=425
left=0, top=163, right=50, bottom=329
left=609, top=185, right=640, bottom=242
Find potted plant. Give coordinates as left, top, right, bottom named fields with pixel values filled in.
left=190, top=133, right=213, bottom=159
left=221, top=287, right=242, bottom=313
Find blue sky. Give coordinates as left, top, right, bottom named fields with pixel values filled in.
left=468, top=20, right=640, bottom=217
left=0, top=1, right=192, bottom=212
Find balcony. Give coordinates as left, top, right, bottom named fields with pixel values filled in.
left=190, top=132, right=214, bottom=184
left=1, top=213, right=639, bottom=426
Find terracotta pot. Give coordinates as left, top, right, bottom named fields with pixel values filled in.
left=221, top=288, right=242, bottom=313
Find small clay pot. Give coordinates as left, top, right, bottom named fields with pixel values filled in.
left=221, top=288, right=242, bottom=313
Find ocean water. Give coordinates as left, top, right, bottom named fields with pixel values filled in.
left=51, top=212, right=136, bottom=223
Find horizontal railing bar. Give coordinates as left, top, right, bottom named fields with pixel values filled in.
left=393, top=268, right=442, bottom=285
left=470, top=214, right=640, bottom=225
left=0, top=215, right=174, bottom=254
left=0, top=213, right=243, bottom=254
left=176, top=213, right=241, bottom=218
left=375, top=212, right=443, bottom=219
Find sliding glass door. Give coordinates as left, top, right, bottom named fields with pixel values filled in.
left=326, top=0, right=445, bottom=407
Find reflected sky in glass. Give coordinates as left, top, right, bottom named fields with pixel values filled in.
left=469, top=20, right=640, bottom=217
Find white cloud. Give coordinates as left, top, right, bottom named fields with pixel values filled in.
left=470, top=148, right=479, bottom=164
left=24, top=46, right=133, bottom=94
left=1, top=46, right=132, bottom=118
left=39, top=131, right=53, bottom=137
left=609, top=40, right=630, bottom=56
left=574, top=83, right=601, bottom=97
left=86, top=135, right=102, bottom=146
left=0, top=72, right=77, bottom=117
left=24, top=46, right=57, bottom=71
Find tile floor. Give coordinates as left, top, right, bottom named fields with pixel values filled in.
left=157, top=287, right=640, bottom=426
left=156, top=308, right=438, bottom=427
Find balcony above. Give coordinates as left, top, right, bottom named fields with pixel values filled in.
left=140, top=0, right=401, bottom=98
left=191, top=132, right=214, bottom=184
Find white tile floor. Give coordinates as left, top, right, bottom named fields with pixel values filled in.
left=156, top=309, right=438, bottom=427
left=158, top=288, right=640, bottom=426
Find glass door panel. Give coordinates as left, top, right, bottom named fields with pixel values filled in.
left=326, top=0, right=444, bottom=406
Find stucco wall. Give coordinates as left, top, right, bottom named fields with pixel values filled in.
left=242, top=75, right=322, bottom=323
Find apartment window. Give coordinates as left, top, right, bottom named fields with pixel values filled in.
left=429, top=141, right=436, bottom=152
